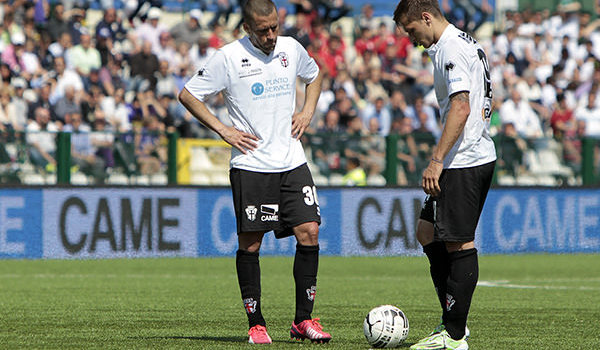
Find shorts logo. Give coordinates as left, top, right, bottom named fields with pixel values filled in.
left=251, top=82, right=264, bottom=95
left=243, top=298, right=257, bottom=314
left=260, top=204, right=279, bottom=222
left=306, top=286, right=316, bottom=301
left=245, top=205, right=257, bottom=221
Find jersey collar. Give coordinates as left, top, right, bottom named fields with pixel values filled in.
left=242, top=35, right=277, bottom=58
left=426, top=23, right=455, bottom=57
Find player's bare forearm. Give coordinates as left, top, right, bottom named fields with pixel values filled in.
left=432, top=91, right=470, bottom=162
left=178, top=88, right=258, bottom=153
left=292, top=71, right=323, bottom=139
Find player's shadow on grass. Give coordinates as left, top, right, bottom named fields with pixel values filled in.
left=134, top=335, right=289, bottom=344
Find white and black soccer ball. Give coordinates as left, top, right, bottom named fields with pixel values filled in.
left=363, top=305, right=409, bottom=348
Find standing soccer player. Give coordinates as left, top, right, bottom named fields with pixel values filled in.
left=178, top=0, right=331, bottom=344
left=393, top=1, right=496, bottom=349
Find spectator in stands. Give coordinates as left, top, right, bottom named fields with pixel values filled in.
left=393, top=116, right=418, bottom=185
left=388, top=89, right=412, bottom=121
left=63, top=111, right=106, bottom=183
left=47, top=32, right=73, bottom=62
left=208, top=0, right=234, bottom=29
left=48, top=56, right=84, bottom=105
left=8, top=77, right=28, bottom=131
left=154, top=31, right=176, bottom=63
left=1, top=31, right=27, bottom=74
left=495, top=121, right=526, bottom=176
left=360, top=117, right=386, bottom=178
left=154, top=60, right=178, bottom=99
left=47, top=3, right=69, bottom=42
left=551, top=92, right=576, bottom=141
left=52, top=84, right=81, bottom=126
left=95, top=8, right=126, bottom=43
left=410, top=95, right=440, bottom=139
left=67, top=7, right=87, bottom=45
left=361, top=96, right=391, bottom=136
left=0, top=86, right=13, bottom=131
left=208, top=22, right=226, bottom=49
left=67, top=32, right=101, bottom=77
left=128, top=40, right=160, bottom=92
left=283, top=12, right=311, bottom=48
left=90, top=112, right=115, bottom=170
left=189, top=36, right=216, bottom=71
left=98, top=56, right=126, bottom=96
left=134, top=7, right=168, bottom=53
left=311, top=109, right=344, bottom=175
left=106, top=87, right=132, bottom=133
left=499, top=88, right=544, bottom=139
left=364, top=66, right=387, bottom=103
left=575, top=90, right=600, bottom=137
left=134, top=115, right=165, bottom=175
left=170, top=9, right=204, bottom=45
left=26, top=106, right=58, bottom=172
left=342, top=156, right=366, bottom=186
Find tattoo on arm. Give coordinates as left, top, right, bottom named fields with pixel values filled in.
left=450, top=91, right=470, bottom=104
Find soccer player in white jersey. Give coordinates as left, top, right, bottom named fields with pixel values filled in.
left=178, top=0, right=331, bottom=345
left=393, top=1, right=496, bottom=349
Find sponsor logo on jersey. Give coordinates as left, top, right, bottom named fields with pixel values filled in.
left=277, top=52, right=289, bottom=67
left=244, top=298, right=257, bottom=314
left=245, top=205, right=257, bottom=221
left=251, top=82, right=264, bottom=96
left=260, top=204, right=279, bottom=222
left=306, top=286, right=316, bottom=301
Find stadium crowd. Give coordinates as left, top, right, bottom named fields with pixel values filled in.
left=0, top=0, right=599, bottom=185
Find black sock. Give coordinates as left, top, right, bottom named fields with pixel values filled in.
left=443, top=248, right=478, bottom=340
left=236, top=249, right=265, bottom=328
left=423, top=241, right=450, bottom=312
left=293, top=243, right=319, bottom=324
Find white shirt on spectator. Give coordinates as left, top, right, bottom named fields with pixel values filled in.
left=49, top=69, right=84, bottom=104
left=575, top=104, right=600, bottom=137
left=499, top=96, right=543, bottom=138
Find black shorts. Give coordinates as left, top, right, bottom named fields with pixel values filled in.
left=230, top=163, right=321, bottom=238
left=420, top=161, right=495, bottom=242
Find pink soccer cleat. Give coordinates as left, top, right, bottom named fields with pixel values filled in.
left=248, top=325, right=272, bottom=344
left=290, top=318, right=332, bottom=343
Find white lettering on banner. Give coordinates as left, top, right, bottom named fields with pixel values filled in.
left=0, top=197, right=25, bottom=254
left=43, top=189, right=197, bottom=258
left=211, top=195, right=237, bottom=253
left=493, top=194, right=600, bottom=251
left=579, top=196, right=599, bottom=248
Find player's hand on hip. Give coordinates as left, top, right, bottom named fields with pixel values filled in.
left=291, top=111, right=312, bottom=140
left=422, top=161, right=443, bottom=196
left=221, top=125, right=259, bottom=154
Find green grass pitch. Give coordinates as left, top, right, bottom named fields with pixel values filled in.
left=1, top=254, right=598, bottom=349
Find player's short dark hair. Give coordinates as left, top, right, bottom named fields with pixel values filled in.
left=242, top=0, right=277, bottom=27
left=393, top=0, right=443, bottom=24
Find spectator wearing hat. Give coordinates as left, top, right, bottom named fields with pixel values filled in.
left=169, top=9, right=204, bottom=46
left=133, top=7, right=168, bottom=53
left=8, top=78, right=29, bottom=131
left=1, top=31, right=27, bottom=73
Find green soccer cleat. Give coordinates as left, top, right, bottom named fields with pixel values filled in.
left=428, top=320, right=470, bottom=340
left=409, top=330, right=468, bottom=350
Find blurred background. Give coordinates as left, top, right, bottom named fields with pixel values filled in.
left=1, top=0, right=600, bottom=187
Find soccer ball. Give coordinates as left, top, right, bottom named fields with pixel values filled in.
left=363, top=305, right=409, bottom=348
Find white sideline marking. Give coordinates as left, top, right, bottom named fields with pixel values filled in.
left=478, top=280, right=599, bottom=291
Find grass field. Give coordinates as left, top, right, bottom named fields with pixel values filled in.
left=1, top=254, right=599, bottom=349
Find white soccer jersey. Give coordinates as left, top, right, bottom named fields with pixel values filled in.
left=426, top=24, right=496, bottom=168
left=184, top=36, right=319, bottom=172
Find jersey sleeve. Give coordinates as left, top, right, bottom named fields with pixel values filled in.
left=183, top=49, right=228, bottom=102
left=295, top=40, right=320, bottom=84
left=441, top=46, right=471, bottom=97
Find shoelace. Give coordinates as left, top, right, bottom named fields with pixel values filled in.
left=308, top=318, right=323, bottom=331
